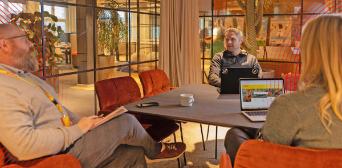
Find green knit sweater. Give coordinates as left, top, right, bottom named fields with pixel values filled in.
left=262, top=86, right=342, bottom=149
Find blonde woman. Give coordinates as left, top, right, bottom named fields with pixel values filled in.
left=225, top=14, right=342, bottom=165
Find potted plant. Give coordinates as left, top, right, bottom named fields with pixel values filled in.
left=11, top=11, right=64, bottom=76
left=97, top=0, right=127, bottom=60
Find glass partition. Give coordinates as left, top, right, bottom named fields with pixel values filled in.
left=3, top=0, right=160, bottom=115
left=200, top=0, right=340, bottom=83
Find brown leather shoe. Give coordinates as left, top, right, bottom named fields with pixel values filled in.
left=152, top=142, right=186, bottom=161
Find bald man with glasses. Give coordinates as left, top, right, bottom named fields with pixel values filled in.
left=0, top=24, right=186, bottom=168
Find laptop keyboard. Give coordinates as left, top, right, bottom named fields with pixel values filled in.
left=245, top=111, right=267, bottom=116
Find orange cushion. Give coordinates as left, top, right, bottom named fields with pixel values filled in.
left=219, top=153, right=232, bottom=168
left=1, top=144, right=80, bottom=168
left=3, top=154, right=81, bottom=168
left=235, top=140, right=342, bottom=168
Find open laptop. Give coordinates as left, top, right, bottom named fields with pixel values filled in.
left=220, top=68, right=258, bottom=94
left=239, top=78, right=284, bottom=122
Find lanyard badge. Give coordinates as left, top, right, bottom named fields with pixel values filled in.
left=0, top=68, right=71, bottom=127
left=61, top=115, right=71, bottom=127
left=51, top=96, right=72, bottom=127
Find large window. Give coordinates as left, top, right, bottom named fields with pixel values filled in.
left=0, top=1, right=22, bottom=23
left=43, top=5, right=67, bottom=31
left=3, top=0, right=160, bottom=116
left=200, top=0, right=341, bottom=83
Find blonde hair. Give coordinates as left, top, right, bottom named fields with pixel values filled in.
left=224, top=28, right=243, bottom=39
left=298, top=14, right=342, bottom=131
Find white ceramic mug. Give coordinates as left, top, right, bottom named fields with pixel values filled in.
left=180, top=94, right=195, bottom=107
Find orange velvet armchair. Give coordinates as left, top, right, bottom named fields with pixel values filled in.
left=95, top=76, right=179, bottom=142
left=138, top=69, right=173, bottom=98
left=0, top=144, right=81, bottom=168
left=139, top=69, right=216, bottom=156
left=220, top=140, right=342, bottom=168
left=139, top=69, right=211, bottom=164
left=95, top=76, right=141, bottom=113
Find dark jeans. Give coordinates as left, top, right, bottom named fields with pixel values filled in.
left=224, top=127, right=259, bottom=166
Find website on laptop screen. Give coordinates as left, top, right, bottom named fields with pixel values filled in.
left=240, top=79, right=284, bottom=110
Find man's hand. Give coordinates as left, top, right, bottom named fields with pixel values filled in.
left=77, top=116, right=103, bottom=133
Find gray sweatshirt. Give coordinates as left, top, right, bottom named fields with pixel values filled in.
left=262, top=86, right=342, bottom=148
left=0, top=64, right=83, bottom=161
left=208, top=50, right=262, bottom=87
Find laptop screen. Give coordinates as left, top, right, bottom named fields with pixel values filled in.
left=240, top=78, right=284, bottom=110
left=220, top=68, right=258, bottom=94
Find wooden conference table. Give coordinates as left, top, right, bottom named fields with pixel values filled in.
left=126, top=84, right=263, bottom=129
